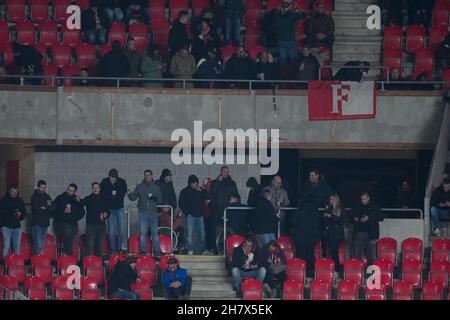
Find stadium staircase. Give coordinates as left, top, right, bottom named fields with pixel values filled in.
left=332, top=0, right=382, bottom=79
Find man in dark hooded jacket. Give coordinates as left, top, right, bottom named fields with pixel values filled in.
left=30, top=180, right=53, bottom=255
left=223, top=46, right=255, bottom=89
left=253, top=190, right=279, bottom=248
left=300, top=169, right=331, bottom=209
left=196, top=47, right=223, bottom=88
left=169, top=11, right=190, bottom=56
left=155, top=169, right=177, bottom=211
left=12, top=42, right=43, bottom=85
left=97, top=40, right=130, bottom=86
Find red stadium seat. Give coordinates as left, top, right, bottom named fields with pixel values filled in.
left=338, top=241, right=349, bottom=266
left=401, top=237, right=424, bottom=263
left=0, top=275, right=20, bottom=299
left=52, top=43, right=72, bottom=68
left=20, top=232, right=33, bottom=260
left=373, top=259, right=394, bottom=288
left=42, top=64, right=58, bottom=86
left=169, top=0, right=189, bottom=20
left=30, top=0, right=49, bottom=22
left=77, top=0, right=91, bottom=11
left=343, top=259, right=365, bottom=287
left=81, top=288, right=100, bottom=300
left=266, top=0, right=282, bottom=12
left=282, top=279, right=304, bottom=300
left=242, top=278, right=263, bottom=300
left=6, top=0, right=26, bottom=22
left=365, top=283, right=387, bottom=300
left=54, top=0, right=73, bottom=23
left=429, top=26, right=448, bottom=49
left=431, top=238, right=450, bottom=262
left=276, top=236, right=295, bottom=260
left=286, top=258, right=306, bottom=284
left=402, top=259, right=423, bottom=288
left=55, top=288, right=74, bottom=300
left=108, top=22, right=126, bottom=47
left=31, top=254, right=53, bottom=284
left=383, top=49, right=403, bottom=80
left=245, top=24, right=263, bottom=48
left=151, top=19, right=171, bottom=47
left=192, top=0, right=212, bottom=15
left=129, top=23, right=149, bottom=54
left=136, top=256, right=157, bottom=286
left=393, top=280, right=413, bottom=300
left=421, top=280, right=443, bottom=300
left=16, top=21, right=36, bottom=46
left=61, top=64, right=81, bottom=86
left=1, top=42, right=15, bottom=70
left=57, top=254, right=77, bottom=276
left=383, top=26, right=403, bottom=51
left=83, top=256, right=105, bottom=285
left=80, top=276, right=98, bottom=290
left=338, top=279, right=358, bottom=300
left=62, top=24, right=81, bottom=48
left=159, top=255, right=173, bottom=271
left=28, top=287, right=47, bottom=300
left=314, top=258, right=335, bottom=285
left=149, top=3, right=166, bottom=23
left=225, top=235, right=245, bottom=265
left=221, top=45, right=238, bottom=64
left=42, top=234, right=57, bottom=261
left=24, top=275, right=45, bottom=292
left=248, top=45, right=268, bottom=61
left=76, top=43, right=96, bottom=69
left=244, top=8, right=263, bottom=25
left=310, top=279, right=331, bottom=300
left=432, top=4, right=450, bottom=27
left=5, top=254, right=26, bottom=283
left=429, top=260, right=448, bottom=289
left=99, top=44, right=112, bottom=56
left=314, top=242, right=322, bottom=261
left=406, top=25, right=426, bottom=53
left=377, top=237, right=397, bottom=265
left=159, top=234, right=172, bottom=254
left=0, top=20, right=9, bottom=44
left=128, top=235, right=141, bottom=254
left=134, top=288, right=153, bottom=300
left=38, top=22, right=58, bottom=47
left=108, top=254, right=127, bottom=272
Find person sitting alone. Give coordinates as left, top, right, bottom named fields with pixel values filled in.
left=162, top=257, right=192, bottom=300
left=107, top=255, right=141, bottom=300
left=261, top=240, right=287, bottom=298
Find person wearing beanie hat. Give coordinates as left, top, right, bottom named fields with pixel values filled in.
left=179, top=175, right=210, bottom=255
left=100, top=168, right=128, bottom=254
left=155, top=168, right=177, bottom=212
left=162, top=256, right=192, bottom=300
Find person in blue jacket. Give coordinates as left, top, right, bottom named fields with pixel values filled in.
left=162, top=257, right=192, bottom=300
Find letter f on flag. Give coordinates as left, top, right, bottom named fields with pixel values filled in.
left=331, top=82, right=350, bottom=114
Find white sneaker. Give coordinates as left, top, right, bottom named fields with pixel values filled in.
left=433, top=228, right=442, bottom=236
left=188, top=251, right=194, bottom=255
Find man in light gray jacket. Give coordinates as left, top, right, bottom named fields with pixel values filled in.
left=127, top=170, right=162, bottom=255
left=262, top=175, right=290, bottom=236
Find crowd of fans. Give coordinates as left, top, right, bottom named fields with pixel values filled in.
left=379, top=0, right=435, bottom=28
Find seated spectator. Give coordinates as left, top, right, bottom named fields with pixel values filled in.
left=261, top=240, right=287, bottom=298
left=99, top=0, right=124, bottom=28
left=333, top=60, right=370, bottom=81
left=396, top=179, right=417, bottom=209
left=140, top=43, right=165, bottom=88
left=296, top=45, right=320, bottom=88
left=193, top=19, right=221, bottom=61
left=192, top=8, right=223, bottom=40
left=81, top=2, right=108, bottom=45
left=163, top=257, right=192, bottom=300
left=272, top=0, right=308, bottom=67
left=196, top=47, right=223, bottom=88
left=430, top=177, right=450, bottom=236
left=409, top=0, right=434, bottom=28
left=124, top=0, right=149, bottom=25
left=97, top=40, right=130, bottom=86
left=12, top=42, right=43, bottom=85
left=379, top=0, right=409, bottom=26
left=411, top=72, right=435, bottom=90
left=222, top=0, right=246, bottom=46
left=122, top=37, right=143, bottom=86
left=436, top=34, right=450, bottom=71
left=254, top=51, right=281, bottom=89
left=170, top=45, right=197, bottom=88
left=231, top=237, right=266, bottom=298
left=169, top=11, right=190, bottom=57
left=384, top=67, right=409, bottom=90
left=75, top=68, right=93, bottom=86
left=253, top=190, right=279, bottom=248
left=107, top=255, right=140, bottom=300
left=226, top=194, right=248, bottom=236
left=223, top=46, right=255, bottom=89
left=306, top=3, right=335, bottom=48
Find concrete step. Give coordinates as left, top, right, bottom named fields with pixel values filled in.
left=335, top=2, right=373, bottom=11
left=180, top=260, right=226, bottom=270
left=177, top=255, right=226, bottom=263
left=333, top=44, right=381, bottom=55
left=190, top=290, right=237, bottom=298
left=333, top=53, right=381, bottom=63
left=335, top=35, right=383, bottom=42
left=335, top=27, right=381, bottom=36
left=188, top=269, right=229, bottom=277
left=190, top=276, right=232, bottom=282
left=333, top=10, right=370, bottom=17
left=191, top=282, right=234, bottom=291
left=332, top=18, right=372, bottom=29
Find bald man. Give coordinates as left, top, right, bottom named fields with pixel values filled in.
left=262, top=176, right=290, bottom=236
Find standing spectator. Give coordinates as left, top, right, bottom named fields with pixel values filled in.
left=179, top=175, right=209, bottom=255
left=254, top=51, right=281, bottom=89
left=196, top=46, right=223, bottom=88
left=272, top=0, right=307, bottom=67
left=82, top=182, right=109, bottom=257
left=163, top=257, right=192, bottom=300
left=253, top=190, right=280, bottom=248
left=409, top=0, right=434, bottom=28
left=202, top=177, right=216, bottom=254
left=223, top=46, right=255, bottom=88
left=127, top=170, right=162, bottom=255
left=140, top=43, right=165, bottom=87
left=436, top=34, right=450, bottom=71
left=30, top=180, right=53, bottom=255
left=221, top=0, right=246, bottom=46
left=263, top=175, right=290, bottom=235
left=100, top=169, right=127, bottom=254
left=192, top=8, right=223, bottom=39
left=124, top=0, right=149, bottom=25
left=0, top=186, right=26, bottom=258
left=231, top=237, right=266, bottom=298
left=108, top=255, right=140, bottom=300
left=99, top=0, right=124, bottom=28
left=81, top=3, right=108, bottom=45
left=430, top=178, right=450, bottom=236
left=261, top=240, right=287, bottom=298
left=323, top=193, right=345, bottom=272
left=53, top=184, right=85, bottom=256
left=246, top=177, right=261, bottom=208
left=300, top=168, right=331, bottom=209
left=12, top=42, right=43, bottom=85
left=170, top=45, right=197, bottom=88
left=155, top=169, right=177, bottom=229
left=296, top=45, right=320, bottom=88
left=293, top=201, right=321, bottom=277
left=306, top=3, right=335, bottom=48
left=122, top=38, right=143, bottom=86
left=168, top=11, right=190, bottom=57
left=396, top=179, right=417, bottom=209
left=351, top=192, right=384, bottom=265
left=193, top=20, right=221, bottom=61
left=226, top=194, right=248, bottom=237
left=97, top=40, right=130, bottom=86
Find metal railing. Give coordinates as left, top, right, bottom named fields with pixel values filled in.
left=126, top=204, right=174, bottom=253
left=319, top=65, right=390, bottom=81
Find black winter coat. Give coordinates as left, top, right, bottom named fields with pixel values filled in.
left=100, top=177, right=128, bottom=210
left=252, top=197, right=278, bottom=235
left=210, top=176, right=240, bottom=215
left=293, top=203, right=321, bottom=244
left=0, top=193, right=27, bottom=229
left=351, top=203, right=384, bottom=240
left=300, top=181, right=331, bottom=209
left=431, top=186, right=450, bottom=207
left=82, top=194, right=109, bottom=226
left=107, top=261, right=138, bottom=294
left=169, top=20, right=189, bottom=54
left=53, top=192, right=85, bottom=226
left=179, top=186, right=208, bottom=217
left=155, top=180, right=177, bottom=210
left=30, top=190, right=53, bottom=227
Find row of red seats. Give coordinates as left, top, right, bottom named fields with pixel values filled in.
left=432, top=0, right=450, bottom=27
left=383, top=48, right=436, bottom=80
left=384, top=25, right=448, bottom=53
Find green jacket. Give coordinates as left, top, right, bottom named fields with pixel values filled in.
left=170, top=53, right=197, bottom=79
left=140, top=55, right=162, bottom=79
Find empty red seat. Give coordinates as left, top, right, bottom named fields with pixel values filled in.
left=128, top=235, right=141, bottom=254
left=1, top=42, right=15, bottom=70
left=6, top=0, right=26, bottom=22
left=52, top=43, right=72, bottom=68
left=0, top=275, right=20, bottom=299
left=373, top=259, right=394, bottom=288
left=383, top=49, right=403, bottom=80
left=81, top=288, right=100, bottom=300
left=31, top=254, right=53, bottom=284
left=158, top=234, right=172, bottom=255
left=5, top=254, right=26, bottom=283
left=149, top=4, right=166, bottom=23
left=57, top=254, right=77, bottom=275
left=192, top=0, right=212, bottom=15
left=108, top=22, right=126, bottom=47
left=244, top=7, right=263, bottom=25
left=406, top=25, right=426, bottom=53
left=151, top=19, right=171, bottom=47
left=225, top=235, right=245, bottom=266
left=242, top=278, right=263, bottom=300
left=432, top=2, right=450, bottom=27
left=343, top=259, right=365, bottom=287
left=421, top=280, right=443, bottom=300
left=314, top=258, right=335, bottom=285
left=76, top=43, right=96, bottom=69
left=42, top=64, right=58, bottom=86
left=282, top=279, right=303, bottom=300
left=276, top=236, right=295, bottom=260
left=383, top=26, right=403, bottom=51
left=38, top=21, right=58, bottom=47
left=402, top=237, right=424, bottom=263
left=16, top=21, right=36, bottom=45
left=24, top=275, right=45, bottom=293
left=402, top=259, right=423, bottom=288
left=248, top=45, right=268, bottom=61
left=129, top=23, right=149, bottom=54
left=28, top=287, right=47, bottom=300
left=169, top=0, right=189, bottom=20
left=365, top=283, right=387, bottom=300
left=393, top=279, right=413, bottom=300
left=0, top=20, right=9, bottom=44
left=62, top=24, right=81, bottom=47
left=429, top=26, right=448, bottom=49
left=286, top=258, right=306, bottom=284
left=310, top=279, right=331, bottom=300
left=30, top=0, right=49, bottom=22
left=377, top=237, right=397, bottom=265
left=55, top=287, right=74, bottom=300
left=54, top=0, right=73, bottom=23
left=266, top=0, right=283, bottom=12
left=42, top=234, right=57, bottom=261
left=136, top=256, right=157, bottom=286
left=338, top=279, right=358, bottom=300
left=429, top=260, right=448, bottom=289
left=83, top=255, right=105, bottom=285
left=431, top=238, right=450, bottom=262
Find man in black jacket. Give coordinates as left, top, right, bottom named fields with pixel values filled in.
left=81, top=2, right=108, bottom=45
left=82, top=182, right=109, bottom=257
left=430, top=178, right=450, bottom=236
left=254, top=51, right=281, bottom=89
left=100, top=168, right=127, bottom=254
left=30, top=180, right=53, bottom=255
left=253, top=190, right=279, bottom=248
left=97, top=40, right=130, bottom=86
left=223, top=46, right=256, bottom=89
left=108, top=255, right=140, bottom=300
left=12, top=42, right=43, bottom=85
left=168, top=11, right=190, bottom=57
left=155, top=168, right=177, bottom=220
left=179, top=175, right=209, bottom=255
left=53, top=184, right=85, bottom=256
left=231, top=237, right=266, bottom=298
left=300, top=169, right=331, bottom=209
left=0, top=186, right=27, bottom=258
left=351, top=192, right=384, bottom=265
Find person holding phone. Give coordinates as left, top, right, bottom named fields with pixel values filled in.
left=30, top=180, right=53, bottom=255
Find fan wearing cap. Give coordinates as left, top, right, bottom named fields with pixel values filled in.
left=162, top=257, right=192, bottom=300
left=196, top=47, right=223, bottom=88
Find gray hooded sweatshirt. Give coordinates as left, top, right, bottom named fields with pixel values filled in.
left=128, top=180, right=162, bottom=213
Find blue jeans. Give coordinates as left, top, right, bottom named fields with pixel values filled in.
left=104, top=8, right=124, bottom=23
left=231, top=267, right=267, bottom=292
left=255, top=233, right=276, bottom=249
left=225, top=16, right=241, bottom=46
left=431, top=206, right=450, bottom=230
left=2, top=227, right=21, bottom=258
left=278, top=41, right=298, bottom=66
left=32, top=225, right=48, bottom=255
left=85, top=29, right=107, bottom=45
left=187, top=215, right=206, bottom=253
left=139, top=212, right=160, bottom=254
left=110, top=290, right=140, bottom=300
left=108, top=208, right=126, bottom=252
